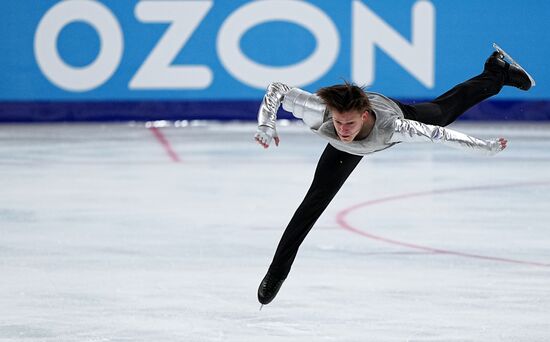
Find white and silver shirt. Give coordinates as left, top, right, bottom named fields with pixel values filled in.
left=257, top=82, right=504, bottom=156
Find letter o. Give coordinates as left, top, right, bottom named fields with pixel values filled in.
left=34, top=0, right=123, bottom=92
left=217, top=0, right=339, bottom=89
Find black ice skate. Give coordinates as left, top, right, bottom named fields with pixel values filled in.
left=257, top=272, right=285, bottom=305
left=484, top=43, right=536, bottom=91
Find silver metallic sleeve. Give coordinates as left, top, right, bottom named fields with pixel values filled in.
left=281, top=88, right=326, bottom=129
left=389, top=119, right=504, bottom=156
left=257, top=82, right=291, bottom=129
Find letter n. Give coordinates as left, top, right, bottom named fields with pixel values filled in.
left=352, top=0, right=435, bottom=88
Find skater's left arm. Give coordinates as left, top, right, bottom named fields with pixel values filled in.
left=388, top=119, right=507, bottom=156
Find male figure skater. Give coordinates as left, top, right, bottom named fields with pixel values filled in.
left=254, top=44, right=535, bottom=305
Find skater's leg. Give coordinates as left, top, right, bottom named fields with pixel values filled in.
left=268, top=143, right=363, bottom=279
left=395, top=46, right=533, bottom=127
left=395, top=71, right=503, bottom=127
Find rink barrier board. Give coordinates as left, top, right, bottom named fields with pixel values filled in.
left=0, top=100, right=548, bottom=123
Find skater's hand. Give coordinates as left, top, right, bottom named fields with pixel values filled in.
left=255, top=125, right=280, bottom=149
left=498, top=137, right=507, bottom=149
left=488, top=137, right=507, bottom=155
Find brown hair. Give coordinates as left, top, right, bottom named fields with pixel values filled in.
left=316, top=82, right=372, bottom=114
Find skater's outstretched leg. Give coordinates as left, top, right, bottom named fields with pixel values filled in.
left=395, top=43, right=534, bottom=127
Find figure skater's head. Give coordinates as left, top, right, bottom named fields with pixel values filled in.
left=317, top=82, right=373, bottom=143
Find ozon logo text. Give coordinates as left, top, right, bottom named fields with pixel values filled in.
left=34, top=0, right=435, bottom=92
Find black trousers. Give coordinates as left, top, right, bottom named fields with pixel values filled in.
left=267, top=70, right=504, bottom=279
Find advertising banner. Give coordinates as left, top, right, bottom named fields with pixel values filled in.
left=0, top=0, right=547, bottom=121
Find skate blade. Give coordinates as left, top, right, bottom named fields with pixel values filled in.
left=492, top=43, right=536, bottom=87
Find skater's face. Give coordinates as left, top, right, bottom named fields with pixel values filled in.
left=332, top=109, right=369, bottom=143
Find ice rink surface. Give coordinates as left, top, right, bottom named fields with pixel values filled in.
left=1, top=121, right=549, bottom=342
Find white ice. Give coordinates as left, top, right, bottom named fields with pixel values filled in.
left=0, top=122, right=549, bottom=342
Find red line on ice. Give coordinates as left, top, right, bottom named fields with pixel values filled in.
left=336, top=181, right=550, bottom=267
left=149, top=127, right=181, bottom=163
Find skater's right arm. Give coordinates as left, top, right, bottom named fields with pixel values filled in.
left=255, top=82, right=327, bottom=148
left=255, top=82, right=290, bottom=148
